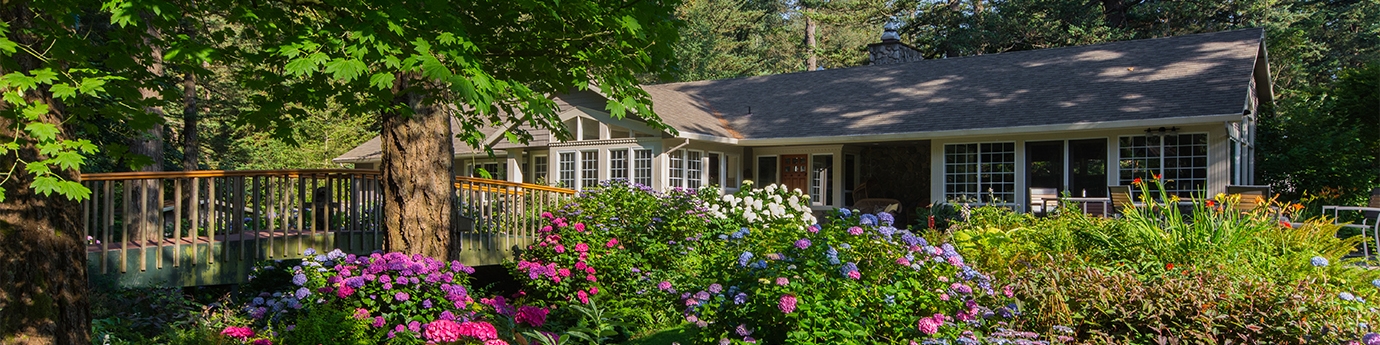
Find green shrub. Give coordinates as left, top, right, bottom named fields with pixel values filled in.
left=1008, top=262, right=1378, bottom=344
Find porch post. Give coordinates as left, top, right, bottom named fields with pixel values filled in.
left=506, top=149, right=525, bottom=183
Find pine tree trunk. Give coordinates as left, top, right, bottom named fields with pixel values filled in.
left=805, top=15, right=817, bottom=71
left=380, top=72, right=455, bottom=259
left=0, top=6, right=90, bottom=343
left=126, top=14, right=166, bottom=246
left=182, top=71, right=198, bottom=171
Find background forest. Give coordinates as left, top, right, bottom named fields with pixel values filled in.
left=94, top=0, right=1379, bottom=205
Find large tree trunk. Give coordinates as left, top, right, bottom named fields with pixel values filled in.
left=181, top=70, right=198, bottom=171
left=805, top=14, right=817, bottom=71
left=380, top=73, right=455, bottom=259
left=127, top=14, right=166, bottom=246
left=0, top=5, right=90, bottom=344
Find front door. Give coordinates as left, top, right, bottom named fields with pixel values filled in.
left=780, top=154, right=809, bottom=192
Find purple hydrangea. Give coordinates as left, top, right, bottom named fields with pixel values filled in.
left=860, top=214, right=878, bottom=226
left=878, top=212, right=895, bottom=226
left=292, top=273, right=307, bottom=286
left=737, top=252, right=755, bottom=267
left=733, top=293, right=748, bottom=305
left=395, top=292, right=410, bottom=302
left=794, top=238, right=811, bottom=249
left=708, top=283, right=723, bottom=294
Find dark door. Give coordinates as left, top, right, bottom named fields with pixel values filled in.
left=1069, top=139, right=1108, bottom=197
left=780, top=154, right=809, bottom=192
left=1026, top=141, right=1064, bottom=191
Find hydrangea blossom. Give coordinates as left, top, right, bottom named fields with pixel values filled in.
left=1311, top=256, right=1329, bottom=267
left=778, top=294, right=797, bottom=313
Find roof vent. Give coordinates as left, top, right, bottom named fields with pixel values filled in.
left=880, top=23, right=900, bottom=42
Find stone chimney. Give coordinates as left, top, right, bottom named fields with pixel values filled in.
left=867, top=23, right=923, bottom=65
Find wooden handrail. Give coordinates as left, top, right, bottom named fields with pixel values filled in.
left=454, top=176, right=576, bottom=194
left=81, top=169, right=381, bottom=181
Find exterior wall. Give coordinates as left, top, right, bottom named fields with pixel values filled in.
left=659, top=139, right=745, bottom=193
left=927, top=123, right=1234, bottom=212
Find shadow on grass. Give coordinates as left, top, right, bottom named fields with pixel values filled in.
left=624, top=323, right=696, bottom=345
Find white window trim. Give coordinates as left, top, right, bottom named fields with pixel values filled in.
left=943, top=141, right=1017, bottom=204
left=1115, top=132, right=1210, bottom=197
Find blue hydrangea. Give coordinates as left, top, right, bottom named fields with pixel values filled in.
left=860, top=214, right=879, bottom=226
left=292, top=273, right=307, bottom=286
left=878, top=212, right=895, bottom=226
left=884, top=294, right=896, bottom=305
left=303, top=248, right=317, bottom=256
left=1311, top=256, right=1329, bottom=267
left=733, top=292, right=748, bottom=305
left=737, top=252, right=754, bottom=267
left=718, top=234, right=729, bottom=240
left=1341, top=292, right=1357, bottom=301
left=839, top=208, right=852, bottom=217
left=942, top=243, right=959, bottom=257
left=841, top=262, right=859, bottom=276
left=326, top=249, right=346, bottom=260
left=877, top=226, right=897, bottom=239
left=1372, top=279, right=1380, bottom=289
left=295, top=287, right=310, bottom=300
left=751, top=260, right=768, bottom=269
left=899, top=231, right=926, bottom=246
left=839, top=243, right=852, bottom=250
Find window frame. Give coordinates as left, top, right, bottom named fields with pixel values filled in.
left=943, top=142, right=1017, bottom=204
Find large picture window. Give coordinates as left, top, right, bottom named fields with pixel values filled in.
left=634, top=149, right=653, bottom=186
left=944, top=143, right=1015, bottom=203
left=811, top=154, right=833, bottom=205
left=1118, top=134, right=1208, bottom=196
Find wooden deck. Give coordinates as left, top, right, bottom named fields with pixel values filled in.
left=80, top=169, right=574, bottom=287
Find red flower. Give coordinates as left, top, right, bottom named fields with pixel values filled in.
left=1153, top=173, right=1161, bottom=180
left=1205, top=200, right=1216, bottom=207
left=1280, top=221, right=1293, bottom=229
left=1165, top=263, right=1174, bottom=270
left=1133, top=177, right=1143, bottom=185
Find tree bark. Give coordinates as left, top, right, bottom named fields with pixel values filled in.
left=805, top=14, right=817, bottom=71
left=127, top=13, right=166, bottom=246
left=0, top=4, right=90, bottom=343
left=380, top=72, right=455, bottom=259
left=1098, top=0, right=1134, bottom=29
left=181, top=70, right=198, bottom=171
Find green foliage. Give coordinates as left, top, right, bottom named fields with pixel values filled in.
left=280, top=307, right=376, bottom=345
left=1259, top=62, right=1380, bottom=204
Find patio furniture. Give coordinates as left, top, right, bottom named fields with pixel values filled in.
left=1107, top=186, right=1139, bottom=217
left=1029, top=187, right=1059, bottom=216
left=852, top=198, right=902, bottom=216
left=1225, top=185, right=1271, bottom=212
left=1324, top=191, right=1380, bottom=260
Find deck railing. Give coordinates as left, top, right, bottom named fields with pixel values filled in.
left=80, top=169, right=575, bottom=287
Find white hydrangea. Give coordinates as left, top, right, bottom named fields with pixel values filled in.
left=710, top=183, right=816, bottom=228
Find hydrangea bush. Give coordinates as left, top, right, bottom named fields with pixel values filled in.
left=507, top=180, right=732, bottom=330
left=235, top=249, right=546, bottom=345
left=681, top=206, right=1034, bottom=344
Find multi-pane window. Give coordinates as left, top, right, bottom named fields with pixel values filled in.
left=580, top=151, right=599, bottom=189
left=944, top=143, right=1015, bottom=203
left=558, top=152, right=576, bottom=188
left=634, top=149, right=653, bottom=186
left=811, top=154, right=834, bottom=205
left=1118, top=134, right=1208, bottom=197
left=708, top=153, right=722, bottom=187
left=610, top=149, right=629, bottom=181
left=669, top=150, right=685, bottom=188
left=686, top=151, right=703, bottom=189
left=534, top=156, right=548, bottom=184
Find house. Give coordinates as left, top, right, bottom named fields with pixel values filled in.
left=335, top=28, right=1271, bottom=218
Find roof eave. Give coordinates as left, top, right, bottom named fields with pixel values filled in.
left=733, top=113, right=1245, bottom=146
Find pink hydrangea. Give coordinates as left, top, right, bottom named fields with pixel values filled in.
left=775, top=277, right=789, bottom=286
left=554, top=244, right=566, bottom=253
left=515, top=306, right=550, bottom=327
left=577, top=290, right=590, bottom=304
left=574, top=223, right=586, bottom=232
left=220, top=326, right=255, bottom=340
left=589, top=286, right=599, bottom=295
left=252, top=339, right=273, bottom=345
left=847, top=271, right=861, bottom=280
left=575, top=243, right=590, bottom=252
left=1003, top=285, right=1015, bottom=298
left=778, top=294, right=797, bottom=314
left=848, top=226, right=864, bottom=235
left=424, top=320, right=463, bottom=343
left=586, top=274, right=598, bottom=282
left=558, top=268, right=571, bottom=277
left=606, top=238, right=619, bottom=248
left=575, top=261, right=588, bottom=270
left=917, top=316, right=941, bottom=335
left=897, top=257, right=911, bottom=266
left=540, top=212, right=553, bottom=219
left=456, top=321, right=499, bottom=341
left=484, top=340, right=509, bottom=345
left=336, top=285, right=355, bottom=298
left=353, top=308, right=370, bottom=319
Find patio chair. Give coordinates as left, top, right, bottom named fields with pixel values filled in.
left=1107, top=186, right=1135, bottom=217
left=1028, top=187, right=1059, bottom=216
left=1225, top=185, right=1271, bottom=213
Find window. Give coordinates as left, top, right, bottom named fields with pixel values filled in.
left=581, top=151, right=599, bottom=188
left=608, top=125, right=632, bottom=139
left=669, top=150, right=685, bottom=188
left=725, top=155, right=739, bottom=189
left=811, top=154, right=833, bottom=205
left=686, top=151, right=703, bottom=189
left=558, top=152, right=576, bottom=188
left=610, top=149, right=629, bottom=181
left=708, top=153, right=722, bottom=187
left=581, top=118, right=601, bottom=141
left=944, top=143, right=1015, bottom=203
left=533, top=155, right=548, bottom=184
left=844, top=154, right=857, bottom=205
left=1118, top=134, right=1207, bottom=197
left=757, top=156, right=778, bottom=186
left=465, top=162, right=504, bottom=180
left=634, top=149, right=653, bottom=186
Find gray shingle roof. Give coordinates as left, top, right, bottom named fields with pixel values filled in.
left=642, top=28, right=1264, bottom=140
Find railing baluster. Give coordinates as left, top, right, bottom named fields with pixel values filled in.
left=252, top=175, right=261, bottom=261
left=208, top=177, right=218, bottom=264
left=190, top=177, right=199, bottom=266
left=103, top=181, right=113, bottom=274
left=174, top=178, right=182, bottom=267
